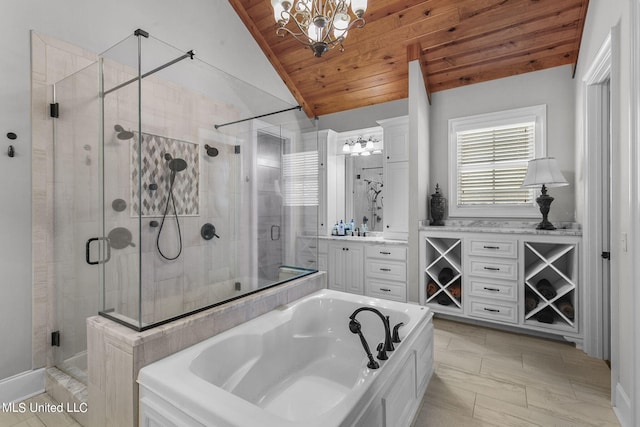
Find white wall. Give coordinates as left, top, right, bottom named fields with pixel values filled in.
left=0, top=0, right=292, bottom=381
left=430, top=66, right=576, bottom=223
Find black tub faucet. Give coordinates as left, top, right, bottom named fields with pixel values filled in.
left=348, top=307, right=395, bottom=365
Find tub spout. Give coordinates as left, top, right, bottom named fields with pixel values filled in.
left=348, top=307, right=394, bottom=361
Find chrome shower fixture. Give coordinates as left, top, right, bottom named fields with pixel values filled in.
left=114, top=124, right=134, bottom=140
left=204, top=144, right=219, bottom=157
left=156, top=152, right=188, bottom=261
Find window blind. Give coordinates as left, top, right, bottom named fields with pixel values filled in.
left=282, top=150, right=318, bottom=206
left=457, top=122, right=535, bottom=206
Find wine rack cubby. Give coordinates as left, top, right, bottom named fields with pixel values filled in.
left=424, top=237, right=463, bottom=312
left=523, top=242, right=578, bottom=333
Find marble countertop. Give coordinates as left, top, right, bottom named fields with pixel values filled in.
left=317, top=234, right=408, bottom=245
left=418, top=220, right=582, bottom=236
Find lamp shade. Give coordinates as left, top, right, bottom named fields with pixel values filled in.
left=522, top=157, right=569, bottom=188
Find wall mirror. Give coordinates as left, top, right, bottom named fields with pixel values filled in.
left=339, top=127, right=384, bottom=232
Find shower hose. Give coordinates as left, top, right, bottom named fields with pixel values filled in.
left=156, top=172, right=183, bottom=260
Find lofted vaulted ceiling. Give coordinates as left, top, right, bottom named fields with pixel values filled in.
left=228, top=0, right=589, bottom=118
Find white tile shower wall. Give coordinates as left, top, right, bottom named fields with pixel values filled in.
left=99, top=56, right=248, bottom=325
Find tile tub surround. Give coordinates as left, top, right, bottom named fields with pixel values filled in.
left=87, top=272, right=325, bottom=427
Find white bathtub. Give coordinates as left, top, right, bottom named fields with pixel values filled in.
left=138, top=289, right=434, bottom=427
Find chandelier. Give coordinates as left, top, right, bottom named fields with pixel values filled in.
left=342, top=136, right=381, bottom=156
left=271, top=0, right=368, bottom=57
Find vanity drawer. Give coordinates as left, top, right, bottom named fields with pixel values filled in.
left=468, top=257, right=518, bottom=281
left=366, top=245, right=407, bottom=261
left=366, top=260, right=406, bottom=281
left=469, top=299, right=518, bottom=324
left=366, top=279, right=406, bottom=302
left=468, top=277, right=517, bottom=302
left=468, top=239, right=517, bottom=258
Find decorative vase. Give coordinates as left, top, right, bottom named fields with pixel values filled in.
left=430, top=183, right=446, bottom=226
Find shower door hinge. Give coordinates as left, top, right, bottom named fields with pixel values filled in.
left=50, top=103, right=59, bottom=118
left=234, top=145, right=241, bottom=154
left=51, top=331, right=60, bottom=347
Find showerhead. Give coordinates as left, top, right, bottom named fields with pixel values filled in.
left=204, top=144, right=219, bottom=157
left=114, top=124, right=134, bottom=140
left=168, top=157, right=188, bottom=173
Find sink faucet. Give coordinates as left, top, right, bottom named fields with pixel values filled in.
left=348, top=307, right=395, bottom=368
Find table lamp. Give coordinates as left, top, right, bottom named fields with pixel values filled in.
left=522, top=157, right=569, bottom=230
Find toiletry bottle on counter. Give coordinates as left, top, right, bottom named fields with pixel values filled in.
left=332, top=223, right=338, bottom=236
left=338, top=220, right=345, bottom=236
left=350, top=219, right=355, bottom=236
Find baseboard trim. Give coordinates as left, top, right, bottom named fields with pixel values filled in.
left=614, top=382, right=632, bottom=427
left=0, top=368, right=45, bottom=404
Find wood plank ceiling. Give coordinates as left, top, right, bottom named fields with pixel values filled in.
left=228, top=0, right=589, bottom=118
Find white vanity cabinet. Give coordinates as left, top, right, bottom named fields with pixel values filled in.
left=328, top=242, right=364, bottom=294
left=313, top=129, right=344, bottom=236
left=378, top=116, right=409, bottom=241
left=465, top=237, right=519, bottom=324
left=321, top=237, right=408, bottom=302
left=365, top=245, right=407, bottom=302
left=419, top=229, right=582, bottom=343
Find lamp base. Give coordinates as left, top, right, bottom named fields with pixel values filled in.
left=535, top=184, right=557, bottom=230
left=535, top=220, right=556, bottom=230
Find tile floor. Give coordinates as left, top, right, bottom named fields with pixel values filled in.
left=412, top=317, right=620, bottom=426
left=4, top=317, right=620, bottom=427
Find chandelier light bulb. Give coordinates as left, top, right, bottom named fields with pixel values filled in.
left=271, top=0, right=289, bottom=25
left=351, top=0, right=367, bottom=17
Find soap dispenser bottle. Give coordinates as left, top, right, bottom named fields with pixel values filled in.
left=338, top=220, right=345, bottom=236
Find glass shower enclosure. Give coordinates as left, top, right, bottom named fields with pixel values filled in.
left=52, top=30, right=318, bottom=382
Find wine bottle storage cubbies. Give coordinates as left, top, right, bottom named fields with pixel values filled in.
left=523, top=242, right=578, bottom=333
left=419, top=230, right=581, bottom=342
left=424, top=237, right=463, bottom=312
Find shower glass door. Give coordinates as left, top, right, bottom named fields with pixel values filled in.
left=52, top=61, right=101, bottom=384
left=256, top=128, right=285, bottom=285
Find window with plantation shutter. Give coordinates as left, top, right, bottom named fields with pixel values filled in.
left=448, top=105, right=546, bottom=218
left=282, top=150, right=319, bottom=206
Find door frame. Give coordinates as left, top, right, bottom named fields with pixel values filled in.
left=582, top=25, right=619, bottom=405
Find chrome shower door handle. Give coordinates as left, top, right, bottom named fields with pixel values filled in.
left=271, top=225, right=281, bottom=241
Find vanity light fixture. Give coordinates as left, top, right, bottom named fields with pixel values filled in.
left=343, top=135, right=380, bottom=156
left=271, top=0, right=368, bottom=57
left=521, top=157, right=569, bottom=230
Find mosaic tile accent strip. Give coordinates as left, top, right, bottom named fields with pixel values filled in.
left=131, top=132, right=200, bottom=216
